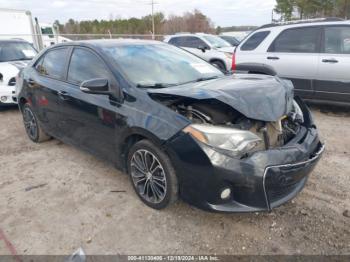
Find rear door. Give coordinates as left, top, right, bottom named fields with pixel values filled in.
left=29, top=47, right=70, bottom=137
left=266, top=26, right=322, bottom=99
left=315, top=25, right=350, bottom=102
left=57, top=47, right=119, bottom=161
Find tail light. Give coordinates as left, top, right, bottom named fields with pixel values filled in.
left=231, top=51, right=236, bottom=72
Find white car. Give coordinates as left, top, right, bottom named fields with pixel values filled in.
left=234, top=18, right=350, bottom=104
left=164, top=33, right=235, bottom=72
left=0, top=39, right=37, bottom=106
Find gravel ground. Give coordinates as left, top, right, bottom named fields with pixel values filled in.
left=0, top=104, right=349, bottom=255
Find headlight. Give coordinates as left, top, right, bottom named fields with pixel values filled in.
left=292, top=100, right=304, bottom=123
left=184, top=124, right=262, bottom=158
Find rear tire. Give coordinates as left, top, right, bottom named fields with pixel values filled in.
left=127, top=139, right=178, bottom=210
left=22, top=103, right=51, bottom=143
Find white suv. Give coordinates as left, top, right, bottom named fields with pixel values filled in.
left=164, top=33, right=235, bottom=72
left=234, top=18, right=350, bottom=104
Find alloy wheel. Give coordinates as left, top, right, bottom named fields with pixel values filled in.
left=130, top=149, right=167, bottom=204
left=23, top=107, right=38, bottom=140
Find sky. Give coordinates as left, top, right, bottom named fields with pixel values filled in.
left=0, top=0, right=277, bottom=27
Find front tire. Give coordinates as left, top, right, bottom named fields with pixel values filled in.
left=127, top=140, right=178, bottom=210
left=22, top=103, right=51, bottom=143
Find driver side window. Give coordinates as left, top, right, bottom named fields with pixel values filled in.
left=182, top=37, right=208, bottom=49
left=68, top=48, right=110, bottom=85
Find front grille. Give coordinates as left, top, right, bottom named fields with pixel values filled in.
left=263, top=143, right=324, bottom=207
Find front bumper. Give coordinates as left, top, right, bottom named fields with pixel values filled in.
left=0, top=85, right=17, bottom=105
left=165, top=100, right=324, bottom=213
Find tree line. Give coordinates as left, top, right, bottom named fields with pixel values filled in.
left=54, top=2, right=350, bottom=37
left=275, top=0, right=350, bottom=21
left=55, top=9, right=215, bottom=36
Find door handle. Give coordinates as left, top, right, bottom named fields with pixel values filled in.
left=58, top=90, right=70, bottom=100
left=322, top=58, right=338, bottom=63
left=267, top=56, right=280, bottom=60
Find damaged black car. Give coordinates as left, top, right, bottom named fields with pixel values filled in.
left=16, top=40, right=324, bottom=212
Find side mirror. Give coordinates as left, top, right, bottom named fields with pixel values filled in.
left=80, top=78, right=110, bottom=95
left=197, top=45, right=209, bottom=52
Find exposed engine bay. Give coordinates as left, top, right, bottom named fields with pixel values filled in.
left=150, top=94, right=304, bottom=151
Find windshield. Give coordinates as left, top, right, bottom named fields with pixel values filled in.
left=220, top=36, right=240, bottom=46
left=201, top=35, right=231, bottom=48
left=41, top=27, right=54, bottom=38
left=41, top=27, right=54, bottom=35
left=0, top=42, right=37, bottom=62
left=104, top=43, right=223, bottom=87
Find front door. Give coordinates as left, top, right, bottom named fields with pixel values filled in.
left=57, top=47, right=119, bottom=162
left=177, top=36, right=212, bottom=62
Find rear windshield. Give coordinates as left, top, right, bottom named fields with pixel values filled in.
left=240, top=31, right=270, bottom=51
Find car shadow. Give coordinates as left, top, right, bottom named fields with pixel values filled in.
left=306, top=101, right=350, bottom=117
left=0, top=105, right=19, bottom=112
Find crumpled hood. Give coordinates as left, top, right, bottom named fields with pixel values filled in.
left=148, top=74, right=294, bottom=122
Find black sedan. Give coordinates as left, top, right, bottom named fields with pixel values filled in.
left=16, top=40, right=324, bottom=212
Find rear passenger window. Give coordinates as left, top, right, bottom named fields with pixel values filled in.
left=68, top=48, right=110, bottom=85
left=324, top=26, right=350, bottom=54
left=241, top=31, right=270, bottom=51
left=269, top=27, right=320, bottom=53
left=182, top=37, right=208, bottom=48
left=40, top=48, right=69, bottom=79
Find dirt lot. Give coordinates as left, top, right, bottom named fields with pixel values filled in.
left=0, top=104, right=349, bottom=256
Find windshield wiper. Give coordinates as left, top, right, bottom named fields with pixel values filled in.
left=175, top=75, right=221, bottom=86
left=137, top=76, right=221, bottom=89
left=136, top=83, right=176, bottom=89
left=195, top=76, right=220, bottom=82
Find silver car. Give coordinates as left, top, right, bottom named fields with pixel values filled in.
left=234, top=18, right=350, bottom=104
left=164, top=33, right=235, bottom=72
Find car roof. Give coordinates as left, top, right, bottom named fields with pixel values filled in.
left=167, top=33, right=212, bottom=38
left=255, top=19, right=350, bottom=32
left=52, top=39, right=164, bottom=49
left=219, top=35, right=236, bottom=38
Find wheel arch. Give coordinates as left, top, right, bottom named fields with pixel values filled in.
left=18, top=97, right=28, bottom=111
left=119, top=127, right=166, bottom=171
left=209, top=58, right=227, bottom=71
left=235, top=63, right=277, bottom=76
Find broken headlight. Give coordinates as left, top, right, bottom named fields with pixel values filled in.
left=184, top=124, right=262, bottom=158
left=291, top=100, right=304, bottom=123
